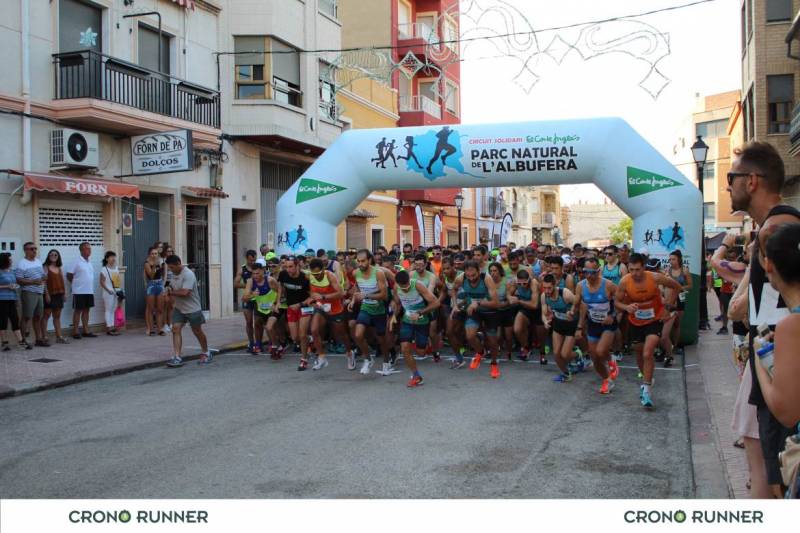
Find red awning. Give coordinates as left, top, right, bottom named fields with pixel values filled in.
left=172, top=0, right=196, bottom=10
left=182, top=186, right=229, bottom=199
left=18, top=171, right=140, bottom=199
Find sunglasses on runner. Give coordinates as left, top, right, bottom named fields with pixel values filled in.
left=726, top=171, right=762, bottom=186
left=583, top=268, right=599, bottom=275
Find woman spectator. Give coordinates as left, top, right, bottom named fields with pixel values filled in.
left=42, top=249, right=68, bottom=344
left=0, top=253, right=29, bottom=350
left=143, top=246, right=164, bottom=336
left=755, top=223, right=800, bottom=497
left=100, top=251, right=122, bottom=336
left=662, top=250, right=692, bottom=365
left=160, top=243, right=175, bottom=334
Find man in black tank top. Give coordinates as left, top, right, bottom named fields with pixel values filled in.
left=728, top=141, right=800, bottom=496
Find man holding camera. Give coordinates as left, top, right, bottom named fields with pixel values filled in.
left=164, top=255, right=211, bottom=368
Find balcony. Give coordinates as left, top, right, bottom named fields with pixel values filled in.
left=52, top=50, right=220, bottom=141
left=790, top=102, right=800, bottom=155
left=397, top=189, right=458, bottom=206
left=399, top=95, right=441, bottom=119
left=480, top=196, right=506, bottom=218
left=539, top=211, right=557, bottom=228
left=512, top=206, right=529, bottom=226
left=397, top=22, right=440, bottom=45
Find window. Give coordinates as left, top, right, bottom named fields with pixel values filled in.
left=766, top=0, right=792, bottom=22
left=400, top=227, right=413, bottom=248
left=371, top=227, right=384, bottom=252
left=419, top=80, right=438, bottom=102
left=397, top=0, right=412, bottom=38
left=741, top=2, right=746, bottom=51
left=346, top=219, right=367, bottom=250
left=59, top=0, right=102, bottom=54
left=445, top=81, right=459, bottom=116
left=138, top=24, right=171, bottom=74
left=462, top=225, right=469, bottom=248
left=443, top=16, right=458, bottom=53
left=319, top=0, right=337, bottom=19
left=701, top=161, right=716, bottom=182
left=703, top=202, right=716, bottom=225
left=767, top=74, right=793, bottom=134
left=695, top=119, right=728, bottom=139
left=319, top=61, right=336, bottom=120
left=417, top=14, right=437, bottom=43
left=743, top=87, right=754, bottom=140
left=747, top=0, right=754, bottom=36
left=234, top=37, right=302, bottom=107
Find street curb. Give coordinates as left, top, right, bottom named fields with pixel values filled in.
left=0, top=341, right=249, bottom=400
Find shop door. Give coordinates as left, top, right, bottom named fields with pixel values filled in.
left=122, top=195, right=160, bottom=318
left=186, top=204, right=210, bottom=310
left=38, top=199, right=105, bottom=327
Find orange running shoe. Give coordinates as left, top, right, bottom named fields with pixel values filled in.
left=599, top=378, right=615, bottom=395
left=609, top=360, right=620, bottom=381
left=469, top=353, right=483, bottom=370
left=490, top=362, right=500, bottom=379
left=407, top=375, right=424, bottom=388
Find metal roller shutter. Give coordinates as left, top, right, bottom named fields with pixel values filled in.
left=346, top=219, right=367, bottom=250
left=38, top=201, right=106, bottom=327
left=423, top=214, right=435, bottom=246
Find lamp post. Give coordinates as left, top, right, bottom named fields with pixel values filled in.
left=454, top=191, right=464, bottom=248
left=691, top=135, right=710, bottom=331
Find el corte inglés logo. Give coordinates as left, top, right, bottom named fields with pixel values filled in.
left=296, top=178, right=347, bottom=204
left=626, top=166, right=683, bottom=198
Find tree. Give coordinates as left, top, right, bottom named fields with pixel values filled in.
left=609, top=217, right=632, bottom=245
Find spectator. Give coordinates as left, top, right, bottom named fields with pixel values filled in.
left=100, top=251, right=122, bottom=336
left=67, top=242, right=96, bottom=339
left=143, top=246, right=164, bottom=336
left=164, top=255, right=210, bottom=367
left=756, top=223, right=800, bottom=497
left=160, top=243, right=175, bottom=334
left=42, top=249, right=68, bottom=344
left=16, top=241, right=48, bottom=346
left=0, top=253, right=29, bottom=350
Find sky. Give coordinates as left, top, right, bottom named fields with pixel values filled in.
left=460, top=0, right=741, bottom=204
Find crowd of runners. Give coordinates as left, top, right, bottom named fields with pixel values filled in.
left=226, top=239, right=693, bottom=409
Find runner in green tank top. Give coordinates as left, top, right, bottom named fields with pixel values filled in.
left=392, top=269, right=440, bottom=387
left=349, top=249, right=393, bottom=375
left=242, top=264, right=281, bottom=357
left=440, top=256, right=466, bottom=367
left=411, top=253, right=442, bottom=362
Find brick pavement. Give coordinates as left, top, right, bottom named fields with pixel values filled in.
left=0, top=315, right=248, bottom=398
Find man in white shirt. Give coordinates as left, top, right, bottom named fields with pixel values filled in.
left=16, top=242, right=48, bottom=346
left=164, top=254, right=211, bottom=367
left=67, top=242, right=96, bottom=339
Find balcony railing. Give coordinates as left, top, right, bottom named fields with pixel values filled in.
left=53, top=50, right=220, bottom=129
left=397, top=21, right=440, bottom=45
left=540, top=212, right=556, bottom=227
left=480, top=196, right=506, bottom=218
left=790, top=102, right=800, bottom=150
left=399, top=95, right=441, bottom=119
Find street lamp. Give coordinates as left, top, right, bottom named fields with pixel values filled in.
left=454, top=191, right=464, bottom=248
left=691, top=135, right=710, bottom=331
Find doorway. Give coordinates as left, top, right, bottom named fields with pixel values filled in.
left=186, top=204, right=210, bottom=310
left=122, top=194, right=161, bottom=318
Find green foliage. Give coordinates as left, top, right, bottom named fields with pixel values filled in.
left=609, top=217, right=633, bottom=245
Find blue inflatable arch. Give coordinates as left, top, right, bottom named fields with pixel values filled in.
left=276, top=118, right=702, bottom=342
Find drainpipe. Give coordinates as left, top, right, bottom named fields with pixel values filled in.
left=20, top=0, right=32, bottom=205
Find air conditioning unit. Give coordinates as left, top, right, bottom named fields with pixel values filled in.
left=50, top=128, right=99, bottom=169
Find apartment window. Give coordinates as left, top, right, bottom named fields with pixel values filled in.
left=766, top=0, right=792, bottom=22
left=319, top=0, right=337, bottom=19
left=445, top=81, right=459, bottom=116
left=371, top=227, right=384, bottom=252
left=319, top=61, right=336, bottom=120
left=703, top=202, right=716, bottom=226
left=443, top=16, right=458, bottom=52
left=701, top=161, right=716, bottom=182
left=696, top=119, right=728, bottom=139
left=747, top=0, right=753, bottom=36
left=234, top=37, right=302, bottom=107
left=419, top=80, right=438, bottom=102
left=417, top=14, right=437, bottom=42
left=400, top=227, right=413, bottom=248
left=397, top=0, right=412, bottom=38
left=59, top=0, right=102, bottom=53
left=743, top=87, right=754, bottom=140
left=138, top=24, right=171, bottom=74
left=767, top=74, right=793, bottom=134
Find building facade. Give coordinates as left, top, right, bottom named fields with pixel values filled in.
left=562, top=200, right=627, bottom=247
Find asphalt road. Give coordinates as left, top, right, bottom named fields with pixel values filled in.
left=0, top=350, right=693, bottom=498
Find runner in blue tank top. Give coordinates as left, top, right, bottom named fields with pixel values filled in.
left=573, top=257, right=620, bottom=394
left=509, top=268, right=539, bottom=361
left=601, top=245, right=627, bottom=285
left=540, top=273, right=579, bottom=383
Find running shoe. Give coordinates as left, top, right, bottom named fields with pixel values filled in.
left=346, top=351, right=356, bottom=371
left=298, top=358, right=309, bottom=371
left=269, top=345, right=278, bottom=360
left=637, top=371, right=644, bottom=379
left=663, top=356, right=674, bottom=368
left=450, top=358, right=466, bottom=370
left=539, top=353, right=548, bottom=365
left=407, top=374, right=424, bottom=388
left=609, top=360, right=620, bottom=381
left=312, top=357, right=328, bottom=371
left=490, top=362, right=500, bottom=379
left=389, top=347, right=398, bottom=365
left=377, top=362, right=398, bottom=375
left=162, top=324, right=172, bottom=334
left=654, top=349, right=665, bottom=363
left=433, top=351, right=441, bottom=363
left=166, top=356, right=184, bottom=368
left=518, top=347, right=530, bottom=362
left=253, top=342, right=262, bottom=355
left=640, top=385, right=654, bottom=409
left=334, top=343, right=346, bottom=354
left=247, top=342, right=255, bottom=354
left=469, top=353, right=483, bottom=370
left=198, top=352, right=213, bottom=365
left=293, top=343, right=301, bottom=353
left=612, top=351, right=623, bottom=362
left=599, top=378, right=615, bottom=395
left=552, top=372, right=572, bottom=383
left=276, top=344, right=286, bottom=359
left=359, top=358, right=373, bottom=375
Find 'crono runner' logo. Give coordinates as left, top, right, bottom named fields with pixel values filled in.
left=69, top=509, right=208, bottom=524
left=624, top=509, right=764, bottom=524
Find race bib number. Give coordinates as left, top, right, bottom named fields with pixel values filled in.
left=589, top=309, right=608, bottom=322
left=363, top=298, right=378, bottom=306
left=321, top=303, right=332, bottom=313
left=553, top=311, right=570, bottom=321
left=634, top=308, right=656, bottom=320
left=301, top=306, right=314, bottom=316
left=678, top=291, right=687, bottom=303
left=258, top=301, right=272, bottom=312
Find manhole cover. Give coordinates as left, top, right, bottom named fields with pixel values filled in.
left=28, top=358, right=62, bottom=363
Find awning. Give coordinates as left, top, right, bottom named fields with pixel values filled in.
left=348, top=208, right=377, bottom=219
left=172, top=0, right=196, bottom=10
left=16, top=171, right=140, bottom=199
left=182, top=186, right=229, bottom=199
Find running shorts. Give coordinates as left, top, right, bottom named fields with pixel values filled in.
left=463, top=310, right=499, bottom=336
left=551, top=317, right=578, bottom=337
left=586, top=319, right=618, bottom=342
left=356, top=310, right=387, bottom=335
left=628, top=320, right=663, bottom=344
left=498, top=307, right=516, bottom=328
left=399, top=322, right=429, bottom=348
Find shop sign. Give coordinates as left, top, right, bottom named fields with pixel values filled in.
left=131, top=130, right=193, bottom=176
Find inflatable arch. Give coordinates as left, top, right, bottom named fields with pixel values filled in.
left=276, top=118, right=702, bottom=343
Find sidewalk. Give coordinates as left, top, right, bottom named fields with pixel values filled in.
left=0, top=315, right=248, bottom=398
left=688, top=298, right=750, bottom=499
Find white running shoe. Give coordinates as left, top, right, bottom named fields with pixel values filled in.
left=346, top=351, right=356, bottom=371
left=162, top=324, right=172, bottom=334
left=376, top=362, right=399, bottom=376
left=312, top=357, right=329, bottom=371
left=359, top=358, right=373, bottom=375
